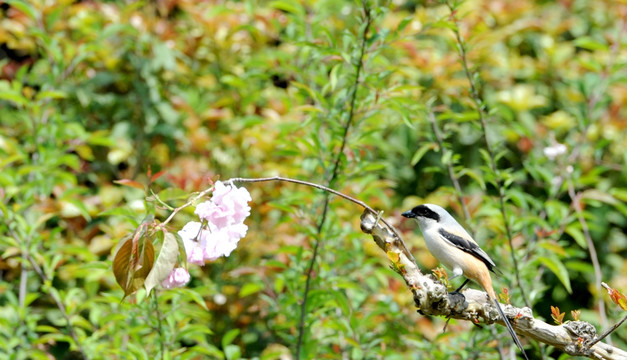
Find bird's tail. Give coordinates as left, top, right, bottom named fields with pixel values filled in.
left=493, top=298, right=529, bottom=360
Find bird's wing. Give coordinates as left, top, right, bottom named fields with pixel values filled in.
left=437, top=228, right=497, bottom=272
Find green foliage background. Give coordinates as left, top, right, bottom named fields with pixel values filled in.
left=0, top=0, right=625, bottom=359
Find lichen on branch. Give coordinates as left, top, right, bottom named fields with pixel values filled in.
left=359, top=210, right=627, bottom=360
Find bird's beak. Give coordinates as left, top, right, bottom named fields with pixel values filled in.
left=401, top=210, right=414, bottom=219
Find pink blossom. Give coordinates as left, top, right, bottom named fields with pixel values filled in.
left=226, top=222, right=248, bottom=240
left=195, top=201, right=232, bottom=229
left=195, top=181, right=251, bottom=228
left=180, top=181, right=251, bottom=265
left=203, top=228, right=239, bottom=261
left=161, top=267, right=190, bottom=289
left=178, top=221, right=206, bottom=265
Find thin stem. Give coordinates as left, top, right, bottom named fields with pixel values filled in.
left=229, top=177, right=365, bottom=209
left=229, top=176, right=402, bottom=241
left=295, top=194, right=330, bottom=357
left=427, top=110, right=472, bottom=226
left=19, top=266, right=28, bottom=307
left=561, top=19, right=625, bottom=344
left=291, top=3, right=373, bottom=357
left=22, top=244, right=88, bottom=359
left=589, top=312, right=627, bottom=348
left=153, top=289, right=166, bottom=359
left=446, top=2, right=530, bottom=308
left=567, top=181, right=608, bottom=343
left=158, top=185, right=215, bottom=229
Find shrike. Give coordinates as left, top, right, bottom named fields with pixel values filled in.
left=402, top=204, right=528, bottom=360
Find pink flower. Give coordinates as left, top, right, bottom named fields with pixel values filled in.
left=178, top=221, right=206, bottom=265
left=161, top=267, right=190, bottom=289
left=195, top=201, right=232, bottom=229
left=195, top=181, right=251, bottom=228
left=203, top=228, right=239, bottom=261
left=179, top=181, right=251, bottom=265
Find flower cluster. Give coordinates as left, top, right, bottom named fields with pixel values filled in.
left=161, top=267, right=190, bottom=289
left=179, top=181, right=251, bottom=266
left=162, top=181, right=251, bottom=290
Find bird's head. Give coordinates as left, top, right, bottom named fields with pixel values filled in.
left=402, top=204, right=450, bottom=228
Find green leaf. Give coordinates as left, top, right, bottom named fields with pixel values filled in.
left=145, top=232, right=179, bottom=296
left=410, top=143, right=436, bottom=166
left=580, top=189, right=617, bottom=205
left=574, top=36, right=609, bottom=51
left=239, top=282, right=264, bottom=297
left=269, top=0, right=304, bottom=15
left=177, top=288, right=209, bottom=310
left=35, top=90, right=67, bottom=100
left=396, top=16, right=414, bottom=33
left=5, top=0, right=37, bottom=20
left=458, top=168, right=486, bottom=190
left=565, top=224, right=586, bottom=249
left=329, top=63, right=341, bottom=92
left=157, top=188, right=190, bottom=202
left=0, top=91, right=28, bottom=107
left=224, top=345, right=241, bottom=360
left=536, top=256, right=572, bottom=294
left=330, top=290, right=351, bottom=316
left=222, top=329, right=240, bottom=348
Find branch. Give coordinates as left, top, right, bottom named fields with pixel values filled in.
left=228, top=176, right=406, bottom=250
left=590, top=309, right=627, bottom=348
left=157, top=185, right=215, bottom=229
left=359, top=211, right=627, bottom=360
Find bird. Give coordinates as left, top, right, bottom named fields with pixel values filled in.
left=402, top=203, right=529, bottom=360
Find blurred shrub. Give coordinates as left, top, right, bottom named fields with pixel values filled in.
left=0, top=0, right=625, bottom=359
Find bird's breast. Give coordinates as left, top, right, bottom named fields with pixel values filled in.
left=422, top=227, right=458, bottom=271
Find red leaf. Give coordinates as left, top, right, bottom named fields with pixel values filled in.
left=113, top=230, right=155, bottom=299
left=114, top=179, right=145, bottom=190
left=551, top=305, right=565, bottom=324
left=602, top=283, right=627, bottom=311
left=151, top=170, right=167, bottom=182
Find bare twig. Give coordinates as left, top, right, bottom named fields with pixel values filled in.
left=427, top=110, right=472, bottom=226
left=157, top=185, right=215, bottom=229
left=228, top=176, right=404, bottom=244
left=566, top=181, right=608, bottom=342
left=592, top=313, right=627, bottom=347
left=446, top=2, right=530, bottom=308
